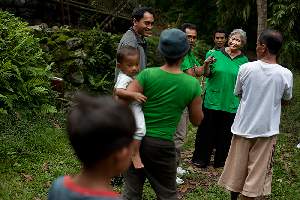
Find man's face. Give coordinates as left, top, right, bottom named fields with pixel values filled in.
left=133, top=11, right=154, bottom=37
left=185, top=28, right=197, bottom=48
left=214, top=32, right=226, bottom=48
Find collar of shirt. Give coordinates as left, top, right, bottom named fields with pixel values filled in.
left=130, top=27, right=147, bottom=51
left=221, top=47, right=245, bottom=60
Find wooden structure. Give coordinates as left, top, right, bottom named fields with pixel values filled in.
left=1, top=0, right=141, bottom=30
left=51, top=0, right=138, bottom=29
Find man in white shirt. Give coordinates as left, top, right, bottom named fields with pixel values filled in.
left=218, top=29, right=293, bottom=200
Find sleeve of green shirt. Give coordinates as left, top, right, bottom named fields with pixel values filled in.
left=136, top=68, right=147, bottom=89
left=181, top=52, right=201, bottom=71
left=180, top=55, right=191, bottom=71
left=205, top=49, right=215, bottom=59
left=193, top=79, right=202, bottom=99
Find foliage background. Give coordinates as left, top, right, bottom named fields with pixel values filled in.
left=0, top=11, right=56, bottom=114
left=0, top=1, right=299, bottom=199
left=141, top=0, right=300, bottom=68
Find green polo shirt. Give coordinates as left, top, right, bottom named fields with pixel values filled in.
left=204, top=49, right=248, bottom=113
left=136, top=67, right=201, bottom=141
left=180, top=50, right=201, bottom=71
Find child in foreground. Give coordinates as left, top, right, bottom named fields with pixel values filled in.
left=114, top=45, right=147, bottom=169
left=48, top=94, right=136, bottom=200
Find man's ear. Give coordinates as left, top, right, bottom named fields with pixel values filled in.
left=113, top=146, right=131, bottom=166
left=116, top=147, right=130, bottom=159
left=262, top=43, right=267, bottom=52
left=117, top=62, right=121, bottom=69
left=133, top=18, right=137, bottom=26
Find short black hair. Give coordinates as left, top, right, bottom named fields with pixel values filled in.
left=132, top=7, right=154, bottom=22
left=180, top=23, right=197, bottom=32
left=116, top=45, right=139, bottom=63
left=67, top=93, right=135, bottom=168
left=213, top=28, right=227, bottom=38
left=258, top=29, right=283, bottom=55
left=164, top=56, right=183, bottom=65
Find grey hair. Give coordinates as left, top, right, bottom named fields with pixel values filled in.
left=229, top=29, right=247, bottom=46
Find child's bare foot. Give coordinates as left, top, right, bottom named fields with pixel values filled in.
left=132, top=154, right=144, bottom=169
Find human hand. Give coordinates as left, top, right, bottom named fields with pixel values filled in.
left=204, top=56, right=216, bottom=65
left=133, top=92, right=147, bottom=103
left=194, top=66, right=204, bottom=77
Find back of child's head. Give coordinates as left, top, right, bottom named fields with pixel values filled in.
left=67, top=93, right=136, bottom=169
left=116, top=45, right=139, bottom=64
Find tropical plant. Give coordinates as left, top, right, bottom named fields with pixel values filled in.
left=79, top=27, right=121, bottom=92
left=269, top=0, right=300, bottom=69
left=0, top=11, right=56, bottom=114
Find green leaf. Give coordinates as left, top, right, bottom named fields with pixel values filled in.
left=40, top=104, right=57, bottom=114
left=30, top=86, right=48, bottom=96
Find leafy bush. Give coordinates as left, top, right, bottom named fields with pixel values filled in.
left=146, top=36, right=164, bottom=67
left=193, top=39, right=213, bottom=63
left=79, top=27, right=121, bottom=92
left=37, top=26, right=120, bottom=95
left=0, top=11, right=56, bottom=114
left=269, top=0, right=300, bottom=69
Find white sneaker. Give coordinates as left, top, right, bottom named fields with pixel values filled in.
left=177, top=167, right=187, bottom=176
left=176, top=176, right=184, bottom=185
left=297, top=143, right=300, bottom=149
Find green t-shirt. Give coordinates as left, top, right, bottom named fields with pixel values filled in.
left=136, top=67, right=201, bottom=141
left=205, top=49, right=217, bottom=59
left=180, top=50, right=201, bottom=71
left=204, top=49, right=248, bottom=113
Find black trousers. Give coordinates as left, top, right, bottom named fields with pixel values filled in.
left=192, top=108, right=235, bottom=167
left=123, top=136, right=178, bottom=200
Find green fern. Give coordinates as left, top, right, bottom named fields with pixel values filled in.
left=30, top=86, right=48, bottom=96
left=0, top=11, right=56, bottom=114
left=39, top=104, right=57, bottom=114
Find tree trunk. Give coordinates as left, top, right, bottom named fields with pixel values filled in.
left=60, top=0, right=65, bottom=25
left=257, top=0, right=268, bottom=38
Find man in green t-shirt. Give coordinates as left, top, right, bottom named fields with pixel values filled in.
left=122, top=28, right=208, bottom=200
left=180, top=23, right=203, bottom=77
left=173, top=23, right=203, bottom=183
left=203, top=29, right=227, bottom=90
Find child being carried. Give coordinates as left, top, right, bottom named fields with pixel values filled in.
left=114, top=45, right=147, bottom=169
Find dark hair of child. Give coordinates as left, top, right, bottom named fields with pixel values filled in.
left=67, top=93, right=136, bottom=169
left=116, top=45, right=139, bottom=64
